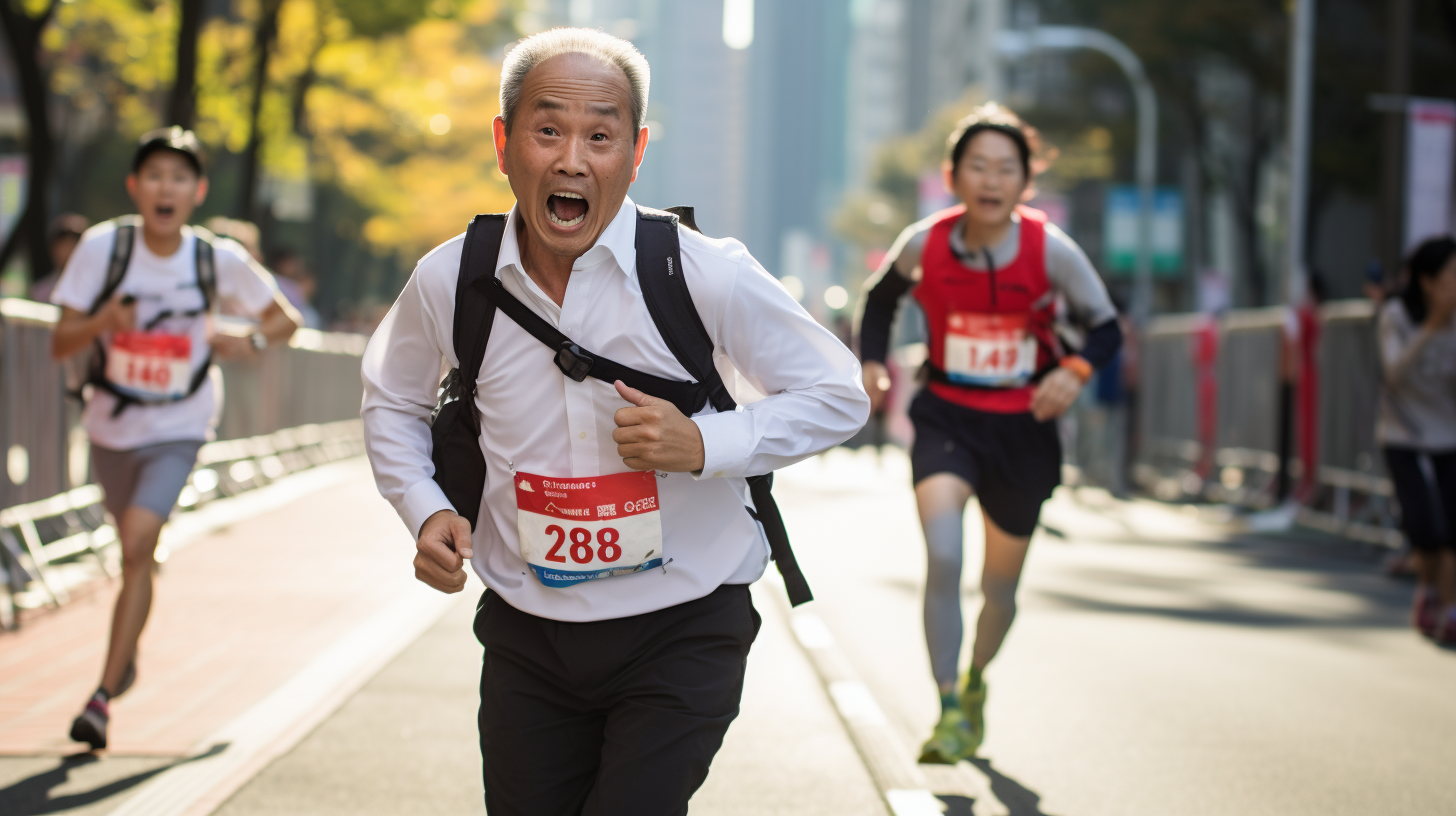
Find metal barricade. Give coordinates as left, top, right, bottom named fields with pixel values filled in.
left=0, top=298, right=368, bottom=625
left=1209, top=307, right=1289, bottom=508
left=0, top=299, right=74, bottom=511
left=1299, top=300, right=1399, bottom=546
left=1133, top=313, right=1206, bottom=500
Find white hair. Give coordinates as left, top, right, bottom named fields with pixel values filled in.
left=500, top=28, right=650, bottom=138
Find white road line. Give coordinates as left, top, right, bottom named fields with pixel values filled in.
left=771, top=569, right=1008, bottom=814
left=886, top=788, right=949, bottom=816
left=772, top=584, right=937, bottom=810
left=107, top=587, right=457, bottom=816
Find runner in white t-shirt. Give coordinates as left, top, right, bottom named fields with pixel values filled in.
left=49, top=127, right=300, bottom=750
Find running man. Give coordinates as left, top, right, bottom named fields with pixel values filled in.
left=361, top=29, right=868, bottom=815
left=52, top=127, right=300, bottom=749
left=856, top=104, right=1123, bottom=763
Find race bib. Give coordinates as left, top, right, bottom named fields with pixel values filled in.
left=515, top=470, right=664, bottom=588
left=944, top=312, right=1038, bottom=387
left=106, top=330, right=193, bottom=400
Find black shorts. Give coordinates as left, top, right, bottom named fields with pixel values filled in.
left=909, top=389, right=1061, bottom=537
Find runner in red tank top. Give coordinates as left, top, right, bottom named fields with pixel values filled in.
left=856, top=104, right=1123, bottom=763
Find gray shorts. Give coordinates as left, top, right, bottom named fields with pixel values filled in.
left=90, top=440, right=204, bottom=521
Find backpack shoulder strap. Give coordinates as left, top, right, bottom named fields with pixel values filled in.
left=453, top=215, right=507, bottom=420
left=190, top=225, right=218, bottom=311
left=634, top=206, right=735, bottom=414
left=634, top=205, right=813, bottom=606
left=90, top=216, right=141, bottom=315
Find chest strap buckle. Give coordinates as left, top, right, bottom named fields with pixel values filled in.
left=555, top=342, right=594, bottom=382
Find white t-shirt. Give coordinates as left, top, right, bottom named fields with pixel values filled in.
left=52, top=220, right=280, bottom=450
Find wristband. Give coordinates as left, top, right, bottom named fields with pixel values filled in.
left=1058, top=355, right=1093, bottom=383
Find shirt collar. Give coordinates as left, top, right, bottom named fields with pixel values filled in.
left=947, top=210, right=1021, bottom=261
left=496, top=195, right=638, bottom=280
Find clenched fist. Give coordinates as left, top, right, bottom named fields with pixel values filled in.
left=611, top=380, right=706, bottom=473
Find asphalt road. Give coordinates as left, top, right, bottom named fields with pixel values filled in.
left=775, top=448, right=1456, bottom=816
left=7, top=448, right=1452, bottom=816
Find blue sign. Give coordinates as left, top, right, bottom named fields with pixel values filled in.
left=1102, top=185, right=1183, bottom=276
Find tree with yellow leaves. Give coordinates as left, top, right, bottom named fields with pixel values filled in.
left=2, top=0, right=519, bottom=317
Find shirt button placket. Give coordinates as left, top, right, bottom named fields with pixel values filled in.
left=560, top=270, right=599, bottom=477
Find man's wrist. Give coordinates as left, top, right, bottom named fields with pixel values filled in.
left=1058, top=355, right=1093, bottom=384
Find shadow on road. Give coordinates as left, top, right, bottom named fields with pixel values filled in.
left=935, top=757, right=1058, bottom=816
left=0, top=742, right=228, bottom=815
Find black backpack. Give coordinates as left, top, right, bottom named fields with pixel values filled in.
left=81, top=216, right=218, bottom=416
left=429, top=206, right=812, bottom=606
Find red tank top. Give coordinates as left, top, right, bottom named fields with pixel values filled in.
left=913, top=205, right=1058, bottom=413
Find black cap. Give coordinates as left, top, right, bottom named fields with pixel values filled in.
left=132, top=126, right=205, bottom=175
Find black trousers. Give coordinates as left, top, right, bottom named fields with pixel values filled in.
left=474, top=584, right=761, bottom=816
left=1384, top=447, right=1456, bottom=552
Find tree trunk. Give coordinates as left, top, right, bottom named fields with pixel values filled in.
left=166, top=0, right=206, bottom=128
left=239, top=0, right=284, bottom=223
left=0, top=0, right=59, bottom=284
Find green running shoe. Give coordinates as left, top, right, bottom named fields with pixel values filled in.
left=917, top=707, right=978, bottom=764
left=958, top=674, right=987, bottom=754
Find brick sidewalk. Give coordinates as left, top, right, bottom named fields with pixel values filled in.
left=0, top=460, right=418, bottom=756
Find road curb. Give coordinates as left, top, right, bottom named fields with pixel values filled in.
left=105, top=588, right=459, bottom=816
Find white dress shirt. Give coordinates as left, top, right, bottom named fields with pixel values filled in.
left=362, top=196, right=869, bottom=622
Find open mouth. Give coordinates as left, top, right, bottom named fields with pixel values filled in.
left=154, top=204, right=177, bottom=218
left=547, top=192, right=588, bottom=228
left=976, top=196, right=1003, bottom=208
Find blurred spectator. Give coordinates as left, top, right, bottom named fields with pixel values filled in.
left=203, top=216, right=264, bottom=262
left=1376, top=236, right=1456, bottom=644
left=203, top=217, right=270, bottom=318
left=267, top=248, right=322, bottom=329
left=28, top=213, right=90, bottom=303
left=1363, top=259, right=1388, bottom=303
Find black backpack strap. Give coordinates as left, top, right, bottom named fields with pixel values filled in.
left=89, top=216, right=140, bottom=315
left=663, top=205, right=699, bottom=234
left=453, top=215, right=507, bottom=425
left=192, top=226, right=218, bottom=311
left=475, top=277, right=709, bottom=417
left=634, top=208, right=736, bottom=413
left=429, top=215, right=506, bottom=532
left=85, top=218, right=138, bottom=410
left=634, top=206, right=813, bottom=606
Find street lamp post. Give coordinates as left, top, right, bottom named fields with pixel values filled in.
left=1285, top=0, right=1316, bottom=306
left=998, top=27, right=1158, bottom=325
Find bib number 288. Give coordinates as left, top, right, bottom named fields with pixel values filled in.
left=514, top=469, right=664, bottom=587
left=543, top=525, right=621, bottom=564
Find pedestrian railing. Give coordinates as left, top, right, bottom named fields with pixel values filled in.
left=1209, top=307, right=1289, bottom=508
left=1127, top=299, right=1402, bottom=546
left=1298, top=300, right=1400, bottom=546
left=0, top=298, right=366, bottom=629
left=1132, top=312, right=1210, bottom=500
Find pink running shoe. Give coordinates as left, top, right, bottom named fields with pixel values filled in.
left=69, top=693, right=109, bottom=750
left=1412, top=589, right=1440, bottom=638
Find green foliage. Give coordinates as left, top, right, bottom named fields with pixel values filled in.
left=333, top=0, right=436, bottom=38
left=28, top=0, right=520, bottom=318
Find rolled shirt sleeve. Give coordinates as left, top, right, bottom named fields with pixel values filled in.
left=360, top=237, right=464, bottom=539
left=691, top=247, right=871, bottom=479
